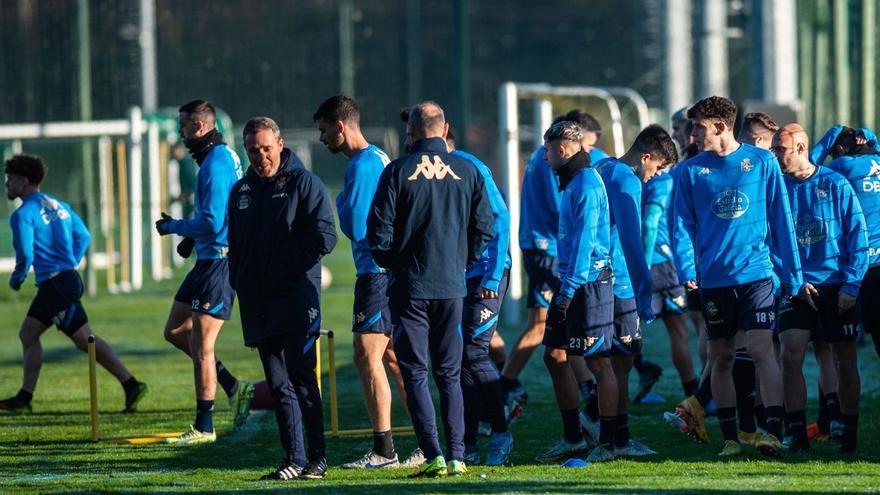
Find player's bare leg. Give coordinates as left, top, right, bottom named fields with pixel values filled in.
left=18, top=316, right=50, bottom=394
left=664, top=314, right=697, bottom=387
left=68, top=324, right=133, bottom=383
left=354, top=333, right=394, bottom=432
left=383, top=342, right=408, bottom=411
left=489, top=331, right=506, bottom=369
left=501, top=308, right=546, bottom=387
left=163, top=301, right=194, bottom=354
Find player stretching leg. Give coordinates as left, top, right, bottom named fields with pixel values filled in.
left=0, top=155, right=146, bottom=415
left=160, top=101, right=251, bottom=444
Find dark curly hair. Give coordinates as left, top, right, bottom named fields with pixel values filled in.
left=4, top=154, right=48, bottom=185
left=687, top=96, right=738, bottom=128
left=632, top=124, right=678, bottom=165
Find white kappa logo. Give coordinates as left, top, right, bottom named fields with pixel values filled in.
left=407, top=155, right=461, bottom=181
left=308, top=308, right=319, bottom=323
left=479, top=308, right=493, bottom=324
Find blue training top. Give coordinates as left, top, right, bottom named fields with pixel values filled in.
left=784, top=166, right=868, bottom=296
left=827, top=154, right=880, bottom=266
left=673, top=143, right=803, bottom=294
left=641, top=171, right=674, bottom=267
left=336, top=144, right=389, bottom=276
left=10, top=192, right=90, bottom=287
left=454, top=150, right=512, bottom=291
left=668, top=162, right=697, bottom=283
left=595, top=158, right=654, bottom=321
left=557, top=166, right=612, bottom=299
left=519, top=146, right=609, bottom=256
left=166, top=144, right=242, bottom=260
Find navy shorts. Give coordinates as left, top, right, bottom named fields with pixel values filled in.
left=565, top=276, right=615, bottom=357
left=861, top=265, right=880, bottom=335
left=777, top=285, right=861, bottom=343
left=650, top=262, right=687, bottom=318
left=686, top=288, right=702, bottom=312
left=27, top=270, right=88, bottom=336
left=352, top=272, right=392, bottom=334
left=462, top=273, right=509, bottom=341
left=523, top=249, right=560, bottom=309
left=174, top=259, right=235, bottom=320
left=700, top=278, right=775, bottom=340
left=611, top=297, right=642, bottom=356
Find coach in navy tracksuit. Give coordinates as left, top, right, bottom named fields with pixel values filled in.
left=228, top=117, right=337, bottom=481
left=367, top=102, right=493, bottom=477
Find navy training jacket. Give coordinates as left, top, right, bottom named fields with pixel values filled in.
left=227, top=148, right=337, bottom=347
left=367, top=137, right=494, bottom=300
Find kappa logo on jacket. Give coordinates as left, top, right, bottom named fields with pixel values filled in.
left=407, top=155, right=461, bottom=181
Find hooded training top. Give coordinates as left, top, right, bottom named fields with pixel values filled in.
left=519, top=146, right=609, bottom=255
left=227, top=148, right=338, bottom=346
left=453, top=150, right=512, bottom=292
left=557, top=158, right=612, bottom=299
left=165, top=144, right=242, bottom=259
left=367, top=137, right=494, bottom=300
left=595, top=158, right=654, bottom=321
left=336, top=144, right=389, bottom=276
left=642, top=171, right=674, bottom=266
left=827, top=153, right=880, bottom=266
left=784, top=166, right=868, bottom=296
left=10, top=192, right=90, bottom=287
left=673, top=143, right=803, bottom=294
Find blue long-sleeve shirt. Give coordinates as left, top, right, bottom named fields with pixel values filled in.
left=641, top=171, right=674, bottom=267
left=557, top=167, right=612, bottom=299
left=784, top=166, right=868, bottom=296
left=10, top=192, right=90, bottom=287
left=454, top=150, right=512, bottom=291
left=336, top=144, right=389, bottom=276
left=519, top=146, right=610, bottom=255
left=827, top=154, right=880, bottom=266
left=595, top=158, right=654, bottom=321
left=166, top=144, right=242, bottom=259
left=673, top=144, right=803, bottom=295
left=669, top=162, right=697, bottom=283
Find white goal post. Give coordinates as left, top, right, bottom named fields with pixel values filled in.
left=498, top=82, right=650, bottom=320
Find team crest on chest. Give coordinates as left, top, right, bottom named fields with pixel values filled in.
left=238, top=195, right=250, bottom=210
left=740, top=158, right=753, bottom=173
left=817, top=185, right=829, bottom=198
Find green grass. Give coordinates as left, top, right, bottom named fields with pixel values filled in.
left=1, top=236, right=879, bottom=493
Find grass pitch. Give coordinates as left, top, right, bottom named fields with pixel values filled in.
left=1, top=237, right=879, bottom=494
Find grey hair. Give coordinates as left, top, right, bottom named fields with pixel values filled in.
left=408, top=101, right=446, bottom=135
left=242, top=116, right=282, bottom=140
left=544, top=121, right=582, bottom=143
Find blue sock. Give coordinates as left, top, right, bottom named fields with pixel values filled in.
left=195, top=399, right=214, bottom=433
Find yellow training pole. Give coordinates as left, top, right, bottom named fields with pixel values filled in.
left=88, top=335, right=99, bottom=442
left=327, top=330, right=339, bottom=436
left=115, top=140, right=130, bottom=290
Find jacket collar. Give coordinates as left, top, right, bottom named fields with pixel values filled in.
left=411, top=137, right=448, bottom=153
